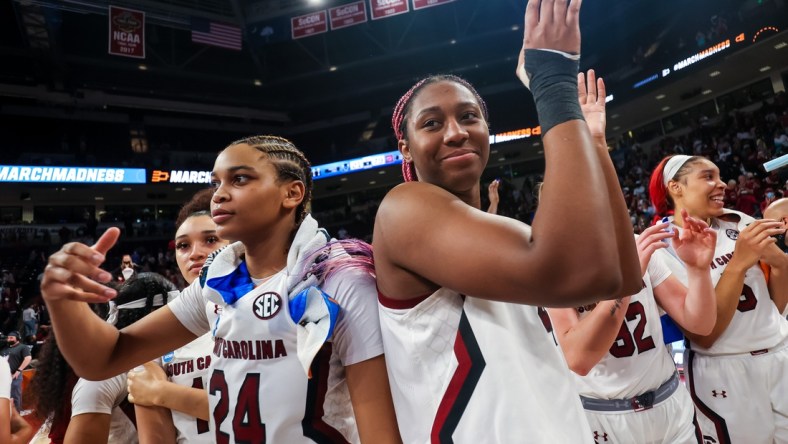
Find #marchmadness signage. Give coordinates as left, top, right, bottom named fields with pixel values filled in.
left=0, top=166, right=146, bottom=183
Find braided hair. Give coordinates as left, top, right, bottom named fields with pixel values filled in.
left=228, top=135, right=313, bottom=224
left=391, top=75, right=489, bottom=182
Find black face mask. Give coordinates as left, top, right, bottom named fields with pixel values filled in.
left=7, top=339, right=17, bottom=346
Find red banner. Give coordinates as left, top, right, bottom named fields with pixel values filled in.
left=291, top=11, right=328, bottom=39
left=412, top=0, right=455, bottom=10
left=370, top=0, right=409, bottom=20
left=329, top=1, right=368, bottom=30
left=108, top=6, right=145, bottom=58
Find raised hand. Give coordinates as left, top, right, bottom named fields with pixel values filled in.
left=635, top=222, right=673, bottom=276
left=672, top=209, right=717, bottom=270
left=40, top=227, right=121, bottom=303
left=578, top=70, right=606, bottom=144
left=729, top=219, right=785, bottom=270
left=487, top=179, right=500, bottom=215
left=127, top=361, right=168, bottom=407
left=516, top=0, right=582, bottom=87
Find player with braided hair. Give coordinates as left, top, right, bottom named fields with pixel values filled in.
left=40, top=135, right=400, bottom=443
left=374, top=0, right=641, bottom=442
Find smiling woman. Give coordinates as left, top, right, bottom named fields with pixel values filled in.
left=39, top=135, right=401, bottom=443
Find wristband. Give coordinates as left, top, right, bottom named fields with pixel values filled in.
left=524, top=49, right=584, bottom=135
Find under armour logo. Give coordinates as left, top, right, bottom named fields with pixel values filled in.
left=711, top=390, right=727, bottom=398
left=593, top=431, right=609, bottom=442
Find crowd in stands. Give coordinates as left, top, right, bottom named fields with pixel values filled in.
left=3, top=90, right=788, bottom=359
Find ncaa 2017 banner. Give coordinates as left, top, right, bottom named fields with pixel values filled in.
left=109, top=5, right=145, bottom=58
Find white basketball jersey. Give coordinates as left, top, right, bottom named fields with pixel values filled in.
left=573, top=253, right=677, bottom=399
left=379, top=289, right=593, bottom=444
left=164, top=331, right=214, bottom=444
left=662, top=212, right=788, bottom=355
left=207, top=271, right=359, bottom=443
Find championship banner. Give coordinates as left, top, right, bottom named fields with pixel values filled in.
left=108, top=5, right=145, bottom=58
left=329, top=1, right=368, bottom=30
left=412, top=0, right=455, bottom=10
left=291, top=10, right=328, bottom=39
left=370, top=0, right=409, bottom=20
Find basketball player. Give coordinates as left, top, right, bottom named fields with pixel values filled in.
left=649, top=154, right=788, bottom=443
left=65, top=272, right=178, bottom=444
left=128, top=188, right=229, bottom=444
left=40, top=136, right=400, bottom=443
left=373, top=0, right=641, bottom=441
left=549, top=209, right=716, bottom=443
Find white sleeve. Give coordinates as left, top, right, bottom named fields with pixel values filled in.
left=648, top=250, right=673, bottom=288
left=0, top=359, right=10, bottom=399
left=71, top=374, right=127, bottom=417
left=323, top=268, right=384, bottom=366
left=168, top=279, right=211, bottom=337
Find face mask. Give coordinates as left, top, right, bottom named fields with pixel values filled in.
left=122, top=268, right=134, bottom=280
left=7, top=340, right=17, bottom=346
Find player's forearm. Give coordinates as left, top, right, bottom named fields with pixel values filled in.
left=135, top=405, right=177, bottom=444
left=679, top=267, right=717, bottom=336
left=47, top=299, right=124, bottom=378
left=551, top=299, right=629, bottom=376
left=157, top=383, right=210, bottom=421
left=592, top=137, right=641, bottom=297
left=533, top=122, right=623, bottom=299
left=686, top=262, right=747, bottom=348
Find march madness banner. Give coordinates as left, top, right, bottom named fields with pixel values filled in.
left=108, top=5, right=145, bottom=58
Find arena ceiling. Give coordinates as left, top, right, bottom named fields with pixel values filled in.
left=0, top=0, right=787, bottom=205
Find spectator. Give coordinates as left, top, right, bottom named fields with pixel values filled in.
left=111, top=254, right=138, bottom=283
left=22, top=303, right=37, bottom=339
left=0, top=331, right=32, bottom=411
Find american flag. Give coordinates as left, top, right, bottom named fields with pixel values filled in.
left=191, top=19, right=242, bottom=51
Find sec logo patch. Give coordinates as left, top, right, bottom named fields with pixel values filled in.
left=725, top=229, right=739, bottom=240
left=253, top=292, right=282, bottom=320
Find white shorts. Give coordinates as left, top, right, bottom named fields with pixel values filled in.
left=584, top=384, right=701, bottom=444
left=687, top=340, right=788, bottom=444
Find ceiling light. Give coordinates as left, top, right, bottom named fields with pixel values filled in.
left=498, top=157, right=506, bottom=162
left=329, top=66, right=337, bottom=72
left=511, top=25, right=519, bottom=31
left=610, top=114, right=620, bottom=119
left=369, top=180, right=376, bottom=185
left=613, top=126, right=620, bottom=131
left=655, top=94, right=666, bottom=100
left=709, top=70, right=721, bottom=77
left=122, top=187, right=131, bottom=191
left=661, top=106, right=670, bottom=111
left=94, top=196, right=104, bottom=201
left=175, top=187, right=183, bottom=191
left=532, top=142, right=540, bottom=147
left=774, top=42, right=787, bottom=49
left=450, top=39, right=457, bottom=44
left=537, top=150, right=543, bottom=154
left=253, top=79, right=262, bottom=86
left=759, top=65, right=771, bottom=72
left=378, top=170, right=386, bottom=174
left=702, top=89, right=712, bottom=95
left=138, top=64, right=147, bottom=71
left=340, top=177, right=348, bottom=182
left=491, top=149, right=498, bottom=154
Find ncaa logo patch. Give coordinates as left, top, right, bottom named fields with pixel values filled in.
left=253, top=292, right=282, bottom=320
left=162, top=351, right=174, bottom=364
left=725, top=229, right=739, bottom=240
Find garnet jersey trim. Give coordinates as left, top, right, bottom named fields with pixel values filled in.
left=377, top=289, right=432, bottom=309
left=430, top=310, right=486, bottom=444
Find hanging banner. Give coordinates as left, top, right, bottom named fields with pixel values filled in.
left=370, top=0, right=409, bottom=20
left=329, top=1, right=368, bottom=30
left=412, top=0, right=455, bottom=10
left=291, top=10, right=329, bottom=39
left=108, top=5, right=145, bottom=58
